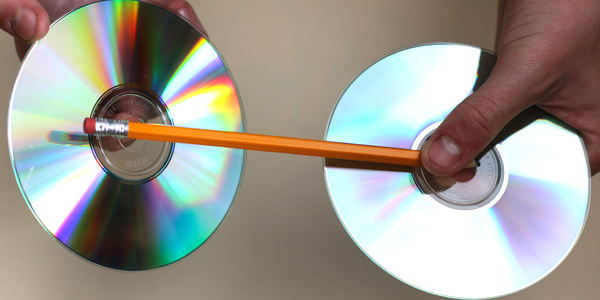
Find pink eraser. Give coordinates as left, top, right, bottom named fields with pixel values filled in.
left=83, top=118, right=96, bottom=134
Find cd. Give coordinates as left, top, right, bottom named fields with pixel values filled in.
left=324, top=44, right=589, bottom=298
left=8, top=0, right=245, bottom=270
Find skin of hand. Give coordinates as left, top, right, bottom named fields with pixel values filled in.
left=421, top=0, right=600, bottom=178
left=0, top=0, right=207, bottom=60
left=0, top=0, right=206, bottom=152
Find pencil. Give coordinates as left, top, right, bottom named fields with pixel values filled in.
left=83, top=118, right=477, bottom=168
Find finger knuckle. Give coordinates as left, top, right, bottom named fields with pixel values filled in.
left=459, top=97, right=502, bottom=141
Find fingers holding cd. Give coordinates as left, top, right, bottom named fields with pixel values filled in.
left=4, top=0, right=206, bottom=60
left=0, top=0, right=50, bottom=42
left=422, top=0, right=600, bottom=177
left=420, top=67, right=537, bottom=177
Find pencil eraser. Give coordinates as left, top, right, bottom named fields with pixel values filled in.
left=83, top=118, right=96, bottom=134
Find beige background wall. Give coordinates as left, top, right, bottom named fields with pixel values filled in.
left=0, top=1, right=598, bottom=299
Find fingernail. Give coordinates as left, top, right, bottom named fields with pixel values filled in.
left=11, top=8, right=37, bottom=42
left=177, top=6, right=194, bottom=20
left=428, top=135, right=462, bottom=169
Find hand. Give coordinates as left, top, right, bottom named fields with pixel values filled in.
left=0, top=0, right=207, bottom=60
left=421, top=0, right=600, bottom=177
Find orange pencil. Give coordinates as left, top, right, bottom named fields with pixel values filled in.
left=83, top=118, right=438, bottom=168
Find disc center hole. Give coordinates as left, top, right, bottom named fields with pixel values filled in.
left=447, top=166, right=477, bottom=184
left=100, top=94, right=152, bottom=153
left=411, top=123, right=508, bottom=211
left=111, top=101, right=148, bottom=152
left=90, top=85, right=174, bottom=184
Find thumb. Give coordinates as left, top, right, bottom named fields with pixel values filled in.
left=0, top=0, right=49, bottom=42
left=421, top=53, right=550, bottom=176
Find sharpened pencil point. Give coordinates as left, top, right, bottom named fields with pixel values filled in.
left=464, top=160, right=480, bottom=169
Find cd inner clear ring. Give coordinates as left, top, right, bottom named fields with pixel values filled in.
left=410, top=122, right=509, bottom=212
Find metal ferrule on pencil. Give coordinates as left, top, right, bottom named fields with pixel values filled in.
left=94, top=118, right=129, bottom=138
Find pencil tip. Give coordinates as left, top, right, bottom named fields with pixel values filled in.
left=464, top=160, right=480, bottom=169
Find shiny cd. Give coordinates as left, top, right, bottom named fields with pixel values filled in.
left=9, top=0, right=245, bottom=270
left=324, top=44, right=589, bottom=298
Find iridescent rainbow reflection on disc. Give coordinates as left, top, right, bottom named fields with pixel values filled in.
left=324, top=44, right=589, bottom=298
left=9, top=0, right=244, bottom=270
